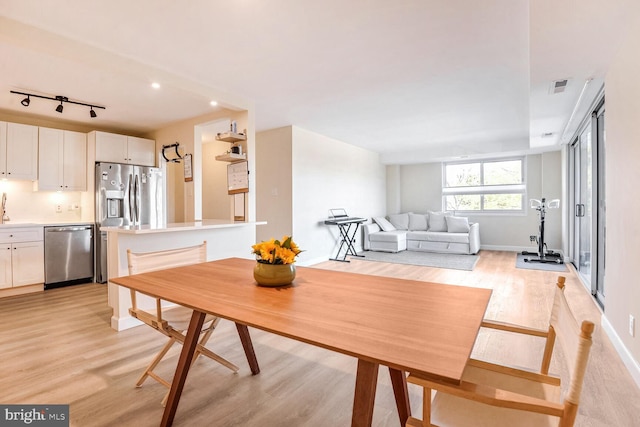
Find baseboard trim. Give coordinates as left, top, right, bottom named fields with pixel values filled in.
left=111, top=315, right=143, bottom=332
left=300, top=256, right=331, bottom=266
left=601, top=315, right=640, bottom=389
left=481, top=245, right=526, bottom=252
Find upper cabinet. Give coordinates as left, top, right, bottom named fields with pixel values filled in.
left=92, top=131, right=155, bottom=166
left=38, top=127, right=87, bottom=191
left=0, top=122, right=39, bottom=180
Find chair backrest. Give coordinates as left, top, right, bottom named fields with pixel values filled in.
left=546, top=276, right=595, bottom=414
left=127, top=242, right=207, bottom=325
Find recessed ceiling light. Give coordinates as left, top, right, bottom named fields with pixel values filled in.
left=151, top=82, right=161, bottom=89
left=210, top=100, right=218, bottom=106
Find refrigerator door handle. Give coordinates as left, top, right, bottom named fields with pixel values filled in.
left=134, top=174, right=140, bottom=224
left=128, top=173, right=135, bottom=223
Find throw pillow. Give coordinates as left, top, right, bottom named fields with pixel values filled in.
left=446, top=216, right=470, bottom=233
left=428, top=211, right=452, bottom=232
left=373, top=217, right=396, bottom=232
left=388, top=213, right=410, bottom=230
left=408, top=213, right=428, bottom=231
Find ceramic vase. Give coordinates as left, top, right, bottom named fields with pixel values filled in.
left=253, top=262, right=296, bottom=287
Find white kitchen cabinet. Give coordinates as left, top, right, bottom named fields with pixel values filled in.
left=0, top=122, right=39, bottom=180
left=38, top=127, right=87, bottom=191
left=93, top=131, right=155, bottom=166
left=126, top=136, right=156, bottom=166
left=0, top=227, right=44, bottom=290
left=12, top=241, right=45, bottom=287
left=0, top=245, right=12, bottom=290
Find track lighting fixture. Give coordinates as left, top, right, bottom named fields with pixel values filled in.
left=10, top=90, right=105, bottom=118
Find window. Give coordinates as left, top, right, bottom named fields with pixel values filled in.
left=443, top=158, right=525, bottom=213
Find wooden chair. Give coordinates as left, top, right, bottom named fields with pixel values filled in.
left=406, top=275, right=595, bottom=427
left=127, top=242, right=239, bottom=405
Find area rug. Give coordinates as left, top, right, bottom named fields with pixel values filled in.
left=355, top=251, right=479, bottom=271
left=516, top=253, right=567, bottom=272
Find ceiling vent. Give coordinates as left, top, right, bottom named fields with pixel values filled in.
left=550, top=79, right=569, bottom=94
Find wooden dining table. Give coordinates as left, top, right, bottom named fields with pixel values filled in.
left=111, top=257, right=492, bottom=427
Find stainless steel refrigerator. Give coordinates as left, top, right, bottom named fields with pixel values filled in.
left=95, top=162, right=164, bottom=283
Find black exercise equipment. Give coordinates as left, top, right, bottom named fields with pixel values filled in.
left=522, top=198, right=563, bottom=264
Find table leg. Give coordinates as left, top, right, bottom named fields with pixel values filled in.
left=351, top=359, right=379, bottom=427
left=235, top=323, right=260, bottom=375
left=389, top=368, right=410, bottom=425
left=161, top=310, right=206, bottom=427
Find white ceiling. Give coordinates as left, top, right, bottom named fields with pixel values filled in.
left=0, top=0, right=636, bottom=164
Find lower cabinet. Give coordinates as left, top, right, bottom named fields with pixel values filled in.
left=0, top=228, right=44, bottom=290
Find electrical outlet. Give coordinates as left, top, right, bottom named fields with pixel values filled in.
left=530, top=235, right=536, bottom=242
left=55, top=204, right=62, bottom=213
left=630, top=315, right=635, bottom=337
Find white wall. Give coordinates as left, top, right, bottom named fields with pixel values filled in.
left=387, top=152, right=563, bottom=252
left=291, top=126, right=386, bottom=265
left=255, top=126, right=293, bottom=242
left=603, top=11, right=640, bottom=377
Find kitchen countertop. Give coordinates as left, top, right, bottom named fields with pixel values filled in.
left=0, top=221, right=94, bottom=228
left=100, top=219, right=266, bottom=235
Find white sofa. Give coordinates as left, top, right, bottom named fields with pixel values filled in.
left=362, top=212, right=480, bottom=255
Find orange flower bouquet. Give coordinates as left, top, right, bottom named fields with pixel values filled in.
left=251, top=236, right=302, bottom=265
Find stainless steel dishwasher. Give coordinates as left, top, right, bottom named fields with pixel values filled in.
left=44, top=225, right=94, bottom=289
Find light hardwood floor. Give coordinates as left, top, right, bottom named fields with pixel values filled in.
left=1, top=250, right=639, bottom=426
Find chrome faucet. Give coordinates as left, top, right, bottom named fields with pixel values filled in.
left=1, top=193, right=9, bottom=224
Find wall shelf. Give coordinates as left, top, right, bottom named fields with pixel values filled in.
left=215, top=153, right=247, bottom=163
left=215, top=132, right=247, bottom=143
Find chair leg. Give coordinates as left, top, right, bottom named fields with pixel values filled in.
left=195, top=343, right=239, bottom=372
left=136, top=337, right=177, bottom=387
left=422, top=387, right=432, bottom=426
left=191, top=318, right=239, bottom=373
left=191, top=318, right=219, bottom=364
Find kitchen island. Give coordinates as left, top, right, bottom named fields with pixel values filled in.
left=102, top=219, right=266, bottom=331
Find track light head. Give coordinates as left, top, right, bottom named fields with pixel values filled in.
left=21, top=96, right=30, bottom=107
left=90, top=107, right=97, bottom=118
left=56, top=102, right=63, bottom=113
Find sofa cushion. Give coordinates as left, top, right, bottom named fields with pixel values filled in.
left=369, top=230, right=407, bottom=243
left=407, top=231, right=470, bottom=244
left=446, top=216, right=470, bottom=233
left=388, top=213, right=410, bottom=230
left=408, top=213, right=428, bottom=231
left=373, top=217, right=396, bottom=232
left=428, top=211, right=452, bottom=232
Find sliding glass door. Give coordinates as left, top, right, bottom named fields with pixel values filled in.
left=569, top=99, right=605, bottom=307
left=572, top=124, right=592, bottom=285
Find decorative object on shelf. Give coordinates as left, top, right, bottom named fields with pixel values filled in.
left=251, top=236, right=302, bottom=286
left=10, top=90, right=105, bottom=118
left=162, top=142, right=183, bottom=163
